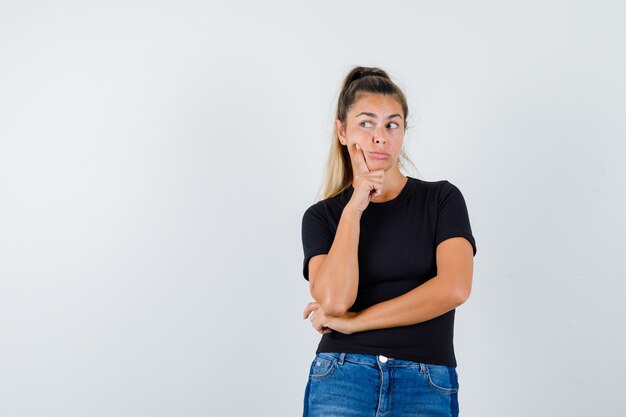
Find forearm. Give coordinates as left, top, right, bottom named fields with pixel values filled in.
left=312, top=204, right=361, bottom=316
left=352, top=275, right=467, bottom=332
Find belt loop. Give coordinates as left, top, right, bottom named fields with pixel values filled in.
left=338, top=353, right=346, bottom=365
left=419, top=362, right=427, bottom=374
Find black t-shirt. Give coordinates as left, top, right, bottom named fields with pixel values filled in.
left=300, top=176, right=477, bottom=367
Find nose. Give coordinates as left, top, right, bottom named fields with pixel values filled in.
left=373, top=126, right=387, bottom=144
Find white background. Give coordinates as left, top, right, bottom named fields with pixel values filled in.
left=1, top=1, right=625, bottom=416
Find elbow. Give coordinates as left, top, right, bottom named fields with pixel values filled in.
left=454, top=285, right=471, bottom=306
left=439, top=273, right=471, bottom=307
left=321, top=301, right=350, bottom=317
left=313, top=290, right=350, bottom=316
left=311, top=283, right=353, bottom=317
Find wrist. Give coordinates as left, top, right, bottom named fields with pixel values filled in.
left=349, top=310, right=364, bottom=333
left=343, top=202, right=363, bottom=218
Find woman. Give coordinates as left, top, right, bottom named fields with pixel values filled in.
left=300, top=66, right=477, bottom=417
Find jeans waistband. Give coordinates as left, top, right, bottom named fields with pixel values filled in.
left=317, top=352, right=431, bottom=370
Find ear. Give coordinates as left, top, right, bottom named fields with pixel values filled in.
left=335, top=119, right=346, bottom=145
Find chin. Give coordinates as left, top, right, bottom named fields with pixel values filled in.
left=368, top=159, right=393, bottom=168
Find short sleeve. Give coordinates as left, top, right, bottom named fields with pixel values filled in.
left=301, top=203, right=334, bottom=281
left=434, top=181, right=477, bottom=256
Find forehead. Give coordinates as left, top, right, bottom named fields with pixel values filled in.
left=349, top=93, right=404, bottom=117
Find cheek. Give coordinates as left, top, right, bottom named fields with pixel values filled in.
left=348, top=137, right=368, bottom=147
left=347, top=128, right=365, bottom=139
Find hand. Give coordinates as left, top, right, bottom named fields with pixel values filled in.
left=303, top=301, right=359, bottom=335
left=347, top=143, right=385, bottom=213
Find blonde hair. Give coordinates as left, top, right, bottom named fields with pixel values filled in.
left=316, top=66, right=418, bottom=201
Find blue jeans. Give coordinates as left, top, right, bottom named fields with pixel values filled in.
left=302, top=352, right=459, bottom=417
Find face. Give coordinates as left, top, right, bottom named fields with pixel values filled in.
left=336, top=93, right=405, bottom=172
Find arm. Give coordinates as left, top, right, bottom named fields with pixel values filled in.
left=351, top=237, right=474, bottom=332
left=309, top=204, right=362, bottom=317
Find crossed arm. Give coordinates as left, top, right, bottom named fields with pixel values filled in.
left=304, top=236, right=474, bottom=334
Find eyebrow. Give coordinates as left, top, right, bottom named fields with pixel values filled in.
left=355, top=112, right=403, bottom=120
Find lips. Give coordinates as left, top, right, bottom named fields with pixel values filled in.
left=367, top=151, right=390, bottom=160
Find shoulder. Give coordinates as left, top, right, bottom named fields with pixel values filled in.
left=438, top=179, right=463, bottom=195
left=408, top=177, right=459, bottom=198
left=417, top=178, right=464, bottom=194
left=302, top=199, right=326, bottom=221
left=301, top=196, right=335, bottom=228
left=408, top=178, right=471, bottom=211
left=302, top=187, right=351, bottom=220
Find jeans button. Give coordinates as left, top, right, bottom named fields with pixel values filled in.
left=378, top=355, right=388, bottom=363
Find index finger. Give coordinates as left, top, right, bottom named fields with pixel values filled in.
left=303, top=301, right=319, bottom=319
left=353, top=143, right=370, bottom=174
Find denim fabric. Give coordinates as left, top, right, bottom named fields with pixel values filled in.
left=302, top=352, right=459, bottom=417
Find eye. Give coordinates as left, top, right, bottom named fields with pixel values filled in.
left=360, top=121, right=373, bottom=128
left=387, top=122, right=400, bottom=129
